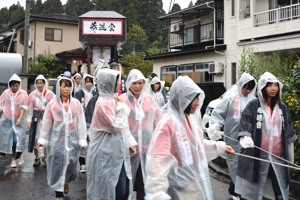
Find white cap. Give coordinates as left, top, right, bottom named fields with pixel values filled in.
left=63, top=71, right=71, bottom=77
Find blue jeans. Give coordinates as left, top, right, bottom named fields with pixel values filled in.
left=12, top=131, right=22, bottom=159
left=115, top=163, right=129, bottom=200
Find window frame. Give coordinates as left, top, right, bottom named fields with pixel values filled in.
left=44, top=27, right=63, bottom=42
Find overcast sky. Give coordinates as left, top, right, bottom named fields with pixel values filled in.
left=0, top=0, right=197, bottom=13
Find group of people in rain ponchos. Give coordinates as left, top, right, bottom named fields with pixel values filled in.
left=207, top=72, right=296, bottom=200
left=0, top=67, right=296, bottom=200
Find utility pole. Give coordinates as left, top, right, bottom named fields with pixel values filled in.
left=23, top=0, right=30, bottom=73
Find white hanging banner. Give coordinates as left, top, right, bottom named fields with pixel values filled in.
left=82, top=19, right=124, bottom=36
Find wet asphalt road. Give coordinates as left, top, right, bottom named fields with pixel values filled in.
left=0, top=139, right=231, bottom=200
left=0, top=151, right=87, bottom=200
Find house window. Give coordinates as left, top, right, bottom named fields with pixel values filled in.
left=45, top=28, right=62, bottom=42
left=184, top=27, right=194, bottom=44
left=231, top=0, right=235, bottom=17
left=161, top=66, right=177, bottom=85
left=20, top=29, right=24, bottom=44
left=194, top=63, right=213, bottom=82
left=240, top=0, right=250, bottom=19
left=200, top=23, right=213, bottom=41
left=231, top=62, right=237, bottom=84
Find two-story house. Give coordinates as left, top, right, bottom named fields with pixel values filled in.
left=10, top=13, right=82, bottom=67
left=145, top=0, right=300, bottom=88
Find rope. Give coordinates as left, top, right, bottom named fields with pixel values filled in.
left=219, top=132, right=300, bottom=169
left=234, top=152, right=300, bottom=171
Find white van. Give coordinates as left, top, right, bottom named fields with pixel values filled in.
left=201, top=85, right=237, bottom=134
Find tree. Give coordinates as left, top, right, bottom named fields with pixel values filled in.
left=120, top=53, right=153, bottom=77
left=135, top=0, right=165, bottom=45
left=127, top=24, right=148, bottom=53
left=43, top=0, right=64, bottom=14
left=146, top=36, right=164, bottom=56
left=8, top=2, right=24, bottom=24
left=30, top=0, right=44, bottom=14
left=0, top=8, right=9, bottom=29
left=65, top=0, right=93, bottom=16
left=169, top=3, right=181, bottom=14
left=92, top=0, right=119, bottom=10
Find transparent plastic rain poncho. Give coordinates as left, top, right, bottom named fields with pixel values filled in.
left=27, top=75, right=55, bottom=140
left=72, top=73, right=82, bottom=93
left=149, top=76, right=166, bottom=108
left=0, top=74, right=28, bottom=154
left=87, top=69, right=137, bottom=200
left=74, top=74, right=96, bottom=159
left=38, top=77, right=87, bottom=192
left=119, top=69, right=162, bottom=182
left=208, top=72, right=256, bottom=181
left=74, top=74, right=96, bottom=111
left=235, top=72, right=296, bottom=200
left=145, top=76, right=227, bottom=200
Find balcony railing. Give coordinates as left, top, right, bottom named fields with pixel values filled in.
left=169, top=21, right=224, bottom=48
left=254, top=3, right=300, bottom=26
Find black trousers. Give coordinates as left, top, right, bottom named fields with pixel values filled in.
left=134, top=164, right=145, bottom=200
left=268, top=166, right=283, bottom=200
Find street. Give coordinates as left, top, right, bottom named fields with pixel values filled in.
left=0, top=139, right=232, bottom=200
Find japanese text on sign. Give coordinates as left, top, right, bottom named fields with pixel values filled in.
left=82, top=19, right=123, bottom=35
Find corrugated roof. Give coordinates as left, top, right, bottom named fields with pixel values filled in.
left=79, top=11, right=126, bottom=19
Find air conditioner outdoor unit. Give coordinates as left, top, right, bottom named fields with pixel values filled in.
left=208, top=62, right=224, bottom=74
left=171, top=23, right=183, bottom=32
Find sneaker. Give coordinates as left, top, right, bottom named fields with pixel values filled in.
left=11, top=159, right=17, bottom=168
left=33, top=158, right=40, bottom=167
left=80, top=165, right=86, bottom=173
left=63, top=184, right=69, bottom=194
left=55, top=197, right=64, bottom=200
left=17, top=155, right=24, bottom=166
left=231, top=195, right=240, bottom=200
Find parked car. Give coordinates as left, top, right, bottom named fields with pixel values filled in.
left=201, top=84, right=237, bottom=134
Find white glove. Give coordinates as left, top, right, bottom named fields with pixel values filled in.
left=207, top=124, right=222, bottom=141
left=79, top=139, right=88, bottom=148
left=240, top=136, right=254, bottom=148
left=288, top=143, right=294, bottom=163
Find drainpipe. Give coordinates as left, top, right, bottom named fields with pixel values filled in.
left=206, top=2, right=215, bottom=47
left=214, top=50, right=227, bottom=87
left=206, top=2, right=227, bottom=87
